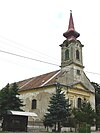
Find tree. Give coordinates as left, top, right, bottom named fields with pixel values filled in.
left=0, top=83, right=24, bottom=118
left=91, top=82, right=100, bottom=106
left=73, top=101, right=95, bottom=132
left=73, top=101, right=95, bottom=125
left=91, top=82, right=100, bottom=130
left=43, top=83, right=71, bottom=132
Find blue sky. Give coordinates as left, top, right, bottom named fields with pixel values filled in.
left=0, top=0, right=100, bottom=88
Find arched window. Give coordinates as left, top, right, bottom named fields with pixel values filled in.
left=77, top=98, right=81, bottom=108
left=76, top=50, right=80, bottom=60
left=65, top=49, right=69, bottom=60
left=32, top=99, right=37, bottom=109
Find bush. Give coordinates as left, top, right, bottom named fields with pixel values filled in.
left=78, top=124, right=91, bottom=133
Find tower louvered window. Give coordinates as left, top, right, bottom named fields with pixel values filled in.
left=65, top=49, right=69, bottom=60
left=76, top=50, right=80, bottom=60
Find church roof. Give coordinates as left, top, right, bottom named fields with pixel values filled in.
left=17, top=69, right=95, bottom=93
left=18, top=70, right=61, bottom=92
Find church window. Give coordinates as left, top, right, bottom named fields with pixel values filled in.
left=84, top=98, right=86, bottom=101
left=77, top=70, right=81, bottom=75
left=32, top=99, right=37, bottom=109
left=77, top=98, right=81, bottom=108
left=76, top=50, right=80, bottom=60
left=65, top=49, right=69, bottom=60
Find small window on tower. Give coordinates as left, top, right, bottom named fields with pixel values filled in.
left=77, top=70, right=81, bottom=75
left=65, top=49, right=69, bottom=60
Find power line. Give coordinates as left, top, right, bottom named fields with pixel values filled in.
left=85, top=71, right=100, bottom=76
left=0, top=35, right=59, bottom=62
left=0, top=49, right=60, bottom=67
left=0, top=48, right=100, bottom=76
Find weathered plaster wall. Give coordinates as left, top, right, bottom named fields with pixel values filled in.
left=19, top=83, right=95, bottom=124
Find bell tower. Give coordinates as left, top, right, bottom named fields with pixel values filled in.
left=58, top=11, right=95, bottom=110
left=60, top=10, right=84, bottom=73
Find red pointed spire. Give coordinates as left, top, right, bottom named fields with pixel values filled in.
left=68, top=10, right=74, bottom=30
left=63, top=10, right=80, bottom=40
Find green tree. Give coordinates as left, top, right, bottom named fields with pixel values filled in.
left=0, top=83, right=24, bottom=118
left=73, top=101, right=95, bottom=132
left=73, top=101, right=95, bottom=125
left=43, top=83, right=71, bottom=132
left=91, top=82, right=100, bottom=130
left=91, top=82, right=100, bottom=106
left=96, top=104, right=100, bottom=129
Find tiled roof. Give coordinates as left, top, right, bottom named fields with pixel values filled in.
left=17, top=70, right=60, bottom=92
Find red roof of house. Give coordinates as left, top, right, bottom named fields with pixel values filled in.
left=17, top=70, right=61, bottom=92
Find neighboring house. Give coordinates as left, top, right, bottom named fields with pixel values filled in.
left=17, top=11, right=95, bottom=125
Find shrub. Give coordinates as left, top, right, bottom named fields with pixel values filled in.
left=78, top=123, right=91, bottom=133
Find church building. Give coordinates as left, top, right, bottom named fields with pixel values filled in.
left=17, top=11, right=95, bottom=125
